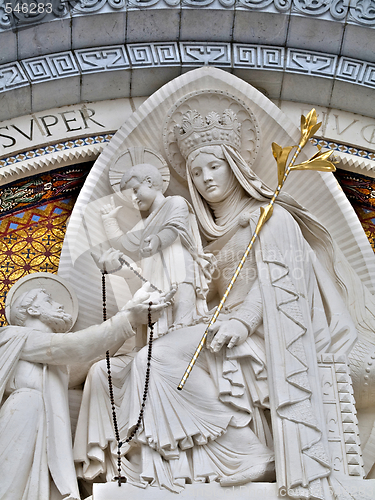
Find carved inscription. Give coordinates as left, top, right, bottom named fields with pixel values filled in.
left=0, top=109, right=105, bottom=151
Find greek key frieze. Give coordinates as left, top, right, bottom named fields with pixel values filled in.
left=336, top=57, right=375, bottom=88
left=0, top=62, right=29, bottom=92
left=234, top=45, right=257, bottom=68
left=2, top=43, right=375, bottom=96
left=153, top=43, right=180, bottom=65
left=127, top=43, right=179, bottom=66
left=286, top=49, right=337, bottom=77
left=234, top=44, right=284, bottom=70
left=363, top=65, right=375, bottom=88
left=22, top=53, right=79, bottom=82
left=180, top=43, right=231, bottom=66
left=75, top=47, right=130, bottom=73
left=336, top=58, right=366, bottom=83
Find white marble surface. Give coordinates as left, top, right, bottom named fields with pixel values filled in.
left=286, top=15, right=345, bottom=55
left=0, top=98, right=143, bottom=159
left=126, top=8, right=181, bottom=43
left=0, top=86, right=32, bottom=123
left=72, top=12, right=126, bottom=50
left=281, top=72, right=335, bottom=108
left=81, top=70, right=131, bottom=102
left=233, top=11, right=289, bottom=46
left=341, top=24, right=375, bottom=64
left=180, top=8, right=234, bottom=42
left=0, top=30, right=17, bottom=65
left=330, top=79, right=375, bottom=117
left=31, top=76, right=81, bottom=113
left=280, top=101, right=375, bottom=152
left=234, top=68, right=284, bottom=101
left=17, top=18, right=72, bottom=60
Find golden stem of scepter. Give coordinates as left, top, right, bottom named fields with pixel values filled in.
left=177, top=109, right=335, bottom=391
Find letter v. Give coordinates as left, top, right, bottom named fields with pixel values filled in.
left=11, top=120, right=34, bottom=141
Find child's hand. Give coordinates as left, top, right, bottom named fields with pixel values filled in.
left=100, top=196, right=122, bottom=221
left=140, top=235, right=160, bottom=257
left=91, top=247, right=122, bottom=273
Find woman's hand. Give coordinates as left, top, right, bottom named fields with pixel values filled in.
left=207, top=319, right=248, bottom=353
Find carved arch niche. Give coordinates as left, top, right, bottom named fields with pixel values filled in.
left=60, top=66, right=375, bottom=331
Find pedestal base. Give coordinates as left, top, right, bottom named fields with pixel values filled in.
left=93, top=478, right=375, bottom=500
left=93, top=481, right=279, bottom=500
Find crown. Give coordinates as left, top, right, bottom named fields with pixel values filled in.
left=174, top=109, right=241, bottom=160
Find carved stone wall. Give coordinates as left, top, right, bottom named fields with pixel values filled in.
left=1, top=1, right=375, bottom=122
left=1, top=42, right=375, bottom=121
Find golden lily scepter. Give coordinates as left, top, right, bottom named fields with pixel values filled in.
left=177, top=109, right=336, bottom=391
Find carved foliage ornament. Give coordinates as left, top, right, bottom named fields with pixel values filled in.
left=292, top=0, right=349, bottom=20
left=238, top=0, right=291, bottom=11
left=175, top=109, right=242, bottom=160
left=0, top=0, right=67, bottom=29
left=69, top=0, right=126, bottom=13
left=1, top=1, right=375, bottom=30
left=349, top=0, right=375, bottom=26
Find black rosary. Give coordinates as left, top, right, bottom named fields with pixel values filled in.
left=101, top=270, right=156, bottom=487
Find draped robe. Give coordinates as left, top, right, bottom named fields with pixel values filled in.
left=0, top=314, right=133, bottom=500
left=74, top=204, right=357, bottom=499
left=120, top=195, right=211, bottom=335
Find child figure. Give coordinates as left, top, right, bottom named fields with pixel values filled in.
left=100, top=163, right=212, bottom=336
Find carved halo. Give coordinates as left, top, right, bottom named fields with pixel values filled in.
left=163, top=89, right=261, bottom=181
left=5, top=272, right=79, bottom=330
left=108, top=146, right=170, bottom=198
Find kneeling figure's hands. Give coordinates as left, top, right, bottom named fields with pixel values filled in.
left=123, top=282, right=177, bottom=327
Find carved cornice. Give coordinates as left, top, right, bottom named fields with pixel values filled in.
left=2, top=129, right=375, bottom=186
left=1, top=43, right=375, bottom=94
left=1, top=1, right=375, bottom=30
left=0, top=134, right=113, bottom=181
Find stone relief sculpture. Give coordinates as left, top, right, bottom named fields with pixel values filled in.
left=0, top=272, right=173, bottom=500
left=99, top=155, right=213, bottom=335
left=58, top=67, right=375, bottom=499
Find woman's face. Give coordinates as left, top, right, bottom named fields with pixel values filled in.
left=190, top=152, right=233, bottom=203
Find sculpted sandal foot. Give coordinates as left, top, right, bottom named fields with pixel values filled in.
left=220, top=461, right=275, bottom=487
